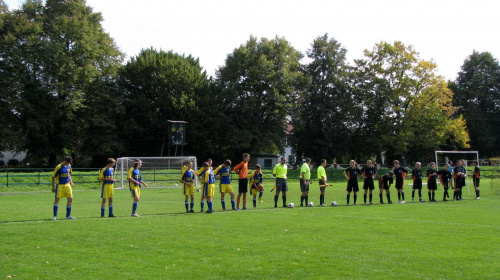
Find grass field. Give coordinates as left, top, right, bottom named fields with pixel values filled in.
left=1, top=178, right=499, bottom=279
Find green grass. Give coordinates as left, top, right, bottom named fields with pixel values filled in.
left=1, top=179, right=499, bottom=279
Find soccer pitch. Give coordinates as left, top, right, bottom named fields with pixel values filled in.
left=1, top=180, right=499, bottom=279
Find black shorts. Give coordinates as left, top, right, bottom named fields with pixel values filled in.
left=320, top=187, right=326, bottom=193
left=346, top=181, right=359, bottom=192
left=427, top=180, right=437, bottom=190
left=379, top=182, right=390, bottom=190
left=395, top=179, right=404, bottom=190
left=276, top=178, right=288, bottom=192
left=238, top=178, right=248, bottom=193
left=363, top=179, right=374, bottom=190
left=473, top=178, right=480, bottom=187
left=412, top=179, right=422, bottom=190
left=458, top=177, right=466, bottom=188
left=300, top=180, right=309, bottom=192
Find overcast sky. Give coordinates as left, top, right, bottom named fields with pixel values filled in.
left=4, top=0, right=500, bottom=80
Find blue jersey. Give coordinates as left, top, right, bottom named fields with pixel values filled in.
left=215, top=165, right=231, bottom=184
left=205, top=169, right=216, bottom=184
left=99, top=167, right=114, bottom=185
left=52, top=163, right=72, bottom=184
left=182, top=169, right=195, bottom=183
left=128, top=167, right=142, bottom=187
left=251, top=171, right=263, bottom=186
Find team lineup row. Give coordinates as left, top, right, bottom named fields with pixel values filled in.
left=49, top=154, right=482, bottom=219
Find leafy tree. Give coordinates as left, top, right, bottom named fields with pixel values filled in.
left=353, top=41, right=469, bottom=164
left=0, top=0, right=122, bottom=166
left=294, top=34, right=356, bottom=163
left=214, top=36, right=307, bottom=160
left=451, top=51, right=500, bottom=157
left=116, top=48, right=209, bottom=157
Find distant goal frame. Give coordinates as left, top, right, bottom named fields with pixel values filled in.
left=114, top=156, right=198, bottom=189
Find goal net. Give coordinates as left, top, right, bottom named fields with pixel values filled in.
left=114, top=156, right=198, bottom=189
left=435, top=151, right=479, bottom=195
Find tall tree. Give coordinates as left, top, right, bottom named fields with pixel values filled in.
left=294, top=34, right=356, bottom=163
left=451, top=51, right=500, bottom=157
left=0, top=0, right=122, bottom=166
left=353, top=41, right=469, bottom=164
left=214, top=36, right=307, bottom=160
left=116, top=48, right=209, bottom=157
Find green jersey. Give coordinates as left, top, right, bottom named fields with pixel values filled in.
left=300, top=163, right=311, bottom=180
left=317, top=165, right=327, bottom=181
left=273, top=163, right=287, bottom=179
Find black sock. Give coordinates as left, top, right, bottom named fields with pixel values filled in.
left=428, top=192, right=431, bottom=201
left=300, top=196, right=304, bottom=206
left=459, top=190, right=462, bottom=199
left=418, top=189, right=422, bottom=198
left=282, top=196, right=287, bottom=207
left=274, top=195, right=278, bottom=206
left=305, top=195, right=308, bottom=205
left=412, top=190, right=415, bottom=199
left=354, top=194, right=357, bottom=204
left=386, top=193, right=391, bottom=203
left=320, top=194, right=324, bottom=205
left=475, top=189, right=479, bottom=197
left=432, top=192, right=435, bottom=201
left=379, top=193, right=383, bottom=203
left=364, top=194, right=367, bottom=203
left=347, top=194, right=350, bottom=204
left=398, top=192, right=401, bottom=201
left=402, top=192, right=405, bottom=201
left=369, top=194, right=372, bottom=203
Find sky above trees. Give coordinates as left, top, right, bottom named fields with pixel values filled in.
left=4, top=0, right=499, bottom=81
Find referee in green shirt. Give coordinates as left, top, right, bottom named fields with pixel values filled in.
left=273, top=157, right=288, bottom=208
left=300, top=158, right=311, bottom=206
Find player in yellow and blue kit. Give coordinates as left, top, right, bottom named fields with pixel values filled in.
left=196, top=158, right=212, bottom=212
left=99, top=158, right=117, bottom=218
left=128, top=159, right=148, bottom=217
left=202, top=162, right=216, bottom=213
left=214, top=160, right=237, bottom=211
left=51, top=156, right=75, bottom=220
left=181, top=161, right=196, bottom=213
left=250, top=164, right=265, bottom=208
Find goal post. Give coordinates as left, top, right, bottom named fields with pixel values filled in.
left=435, top=151, right=479, bottom=196
left=114, top=156, right=198, bottom=189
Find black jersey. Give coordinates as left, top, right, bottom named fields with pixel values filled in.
left=361, top=166, right=376, bottom=181
left=344, top=167, right=361, bottom=182
left=427, top=168, right=438, bottom=182
left=412, top=168, right=422, bottom=182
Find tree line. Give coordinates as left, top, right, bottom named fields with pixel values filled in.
left=1, top=0, right=498, bottom=167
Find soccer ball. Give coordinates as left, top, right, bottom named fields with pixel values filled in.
left=331, top=201, right=338, bottom=206
left=288, top=202, right=295, bottom=208
left=174, top=183, right=179, bottom=187
left=307, top=201, right=314, bottom=207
